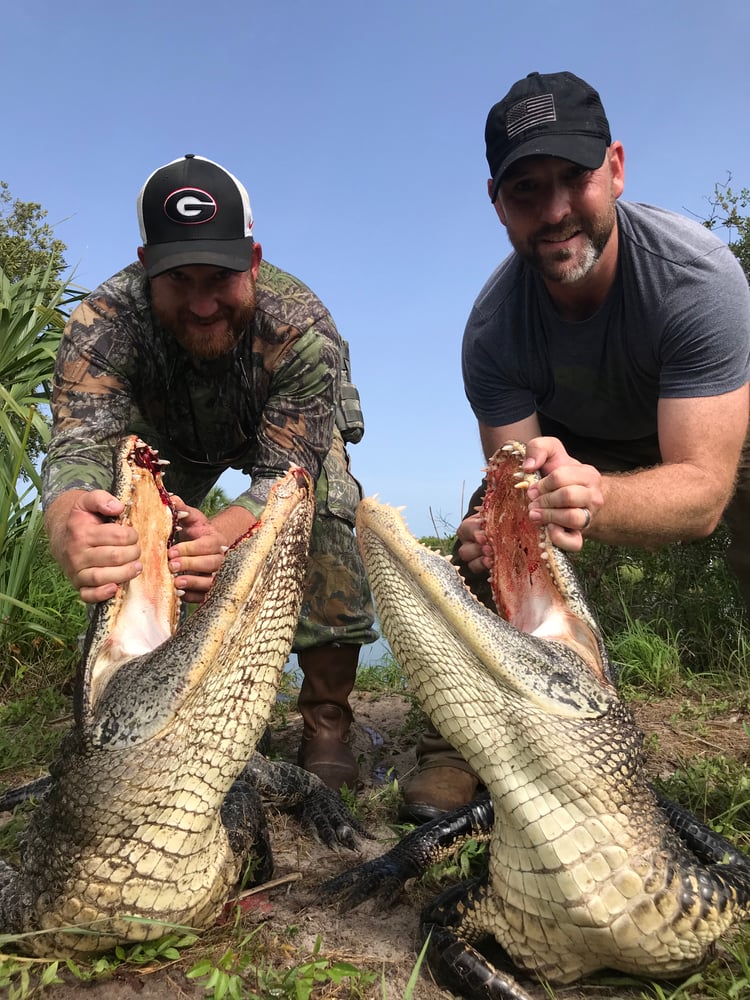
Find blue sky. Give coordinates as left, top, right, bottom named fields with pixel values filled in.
left=4, top=0, right=749, bottom=539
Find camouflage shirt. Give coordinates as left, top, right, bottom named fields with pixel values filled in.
left=42, top=259, right=364, bottom=520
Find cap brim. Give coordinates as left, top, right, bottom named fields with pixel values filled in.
left=490, top=134, right=607, bottom=201
left=142, top=236, right=254, bottom=278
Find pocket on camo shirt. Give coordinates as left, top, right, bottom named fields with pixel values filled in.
left=334, top=339, right=365, bottom=444
left=316, top=430, right=363, bottom=524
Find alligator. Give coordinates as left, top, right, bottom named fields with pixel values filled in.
left=0, top=436, right=364, bottom=957
left=323, top=442, right=750, bottom=999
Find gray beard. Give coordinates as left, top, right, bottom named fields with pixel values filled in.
left=541, top=237, right=600, bottom=284
left=515, top=210, right=616, bottom=285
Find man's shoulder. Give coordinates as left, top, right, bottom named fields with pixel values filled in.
left=84, top=262, right=150, bottom=319
left=617, top=201, right=733, bottom=267
left=255, top=259, right=335, bottom=335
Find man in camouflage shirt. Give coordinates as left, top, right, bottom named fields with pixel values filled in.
left=42, top=154, right=376, bottom=791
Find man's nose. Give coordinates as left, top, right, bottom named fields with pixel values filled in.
left=539, top=182, right=572, bottom=225
left=187, top=290, right=219, bottom=317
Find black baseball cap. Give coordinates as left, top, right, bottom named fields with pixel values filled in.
left=485, top=72, right=611, bottom=201
left=137, top=154, right=254, bottom=277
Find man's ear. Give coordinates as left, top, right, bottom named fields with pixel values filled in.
left=488, top=181, right=508, bottom=226
left=250, top=241, right=263, bottom=279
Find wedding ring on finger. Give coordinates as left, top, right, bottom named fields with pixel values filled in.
left=580, top=507, right=592, bottom=531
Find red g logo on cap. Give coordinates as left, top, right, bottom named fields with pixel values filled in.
left=164, top=187, right=218, bottom=225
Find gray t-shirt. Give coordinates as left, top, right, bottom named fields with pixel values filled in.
left=462, top=202, right=750, bottom=465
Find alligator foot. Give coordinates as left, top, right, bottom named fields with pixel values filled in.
left=421, top=880, right=534, bottom=1000
left=320, top=795, right=493, bottom=911
left=240, top=754, right=371, bottom=850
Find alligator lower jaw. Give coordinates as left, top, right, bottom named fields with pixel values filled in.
left=355, top=497, right=613, bottom=724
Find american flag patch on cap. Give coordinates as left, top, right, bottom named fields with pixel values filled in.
left=505, top=94, right=556, bottom=138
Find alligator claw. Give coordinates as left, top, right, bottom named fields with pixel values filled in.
left=296, top=788, right=369, bottom=849
left=320, top=859, right=408, bottom=911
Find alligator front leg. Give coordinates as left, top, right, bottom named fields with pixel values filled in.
left=421, top=879, right=535, bottom=1000
left=321, top=795, right=493, bottom=910
left=221, top=779, right=274, bottom=887
left=239, top=754, right=370, bottom=849
left=0, top=861, right=27, bottom=937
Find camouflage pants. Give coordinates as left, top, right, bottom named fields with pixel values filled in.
left=294, top=431, right=376, bottom=650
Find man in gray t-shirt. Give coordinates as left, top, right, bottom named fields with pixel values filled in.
left=399, top=70, right=750, bottom=825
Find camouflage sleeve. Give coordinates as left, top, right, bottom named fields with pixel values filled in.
left=232, top=322, right=341, bottom=518
left=41, top=298, right=141, bottom=509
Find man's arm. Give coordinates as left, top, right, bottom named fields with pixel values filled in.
left=580, top=388, right=749, bottom=547
left=457, top=387, right=749, bottom=570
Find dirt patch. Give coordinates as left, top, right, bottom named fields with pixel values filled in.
left=631, top=693, right=750, bottom=777
left=3, top=690, right=750, bottom=999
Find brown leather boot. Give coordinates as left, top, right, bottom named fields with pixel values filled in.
left=399, top=722, right=479, bottom=824
left=297, top=644, right=360, bottom=792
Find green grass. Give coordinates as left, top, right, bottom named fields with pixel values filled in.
left=573, top=526, right=748, bottom=678
left=354, top=653, right=408, bottom=694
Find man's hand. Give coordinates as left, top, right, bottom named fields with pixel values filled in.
left=45, top=489, right=142, bottom=604
left=455, top=435, right=604, bottom=574
left=455, top=511, right=494, bottom=575
left=168, top=500, right=257, bottom=603
left=522, top=437, right=604, bottom=552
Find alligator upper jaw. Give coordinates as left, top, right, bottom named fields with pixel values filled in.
left=483, top=442, right=611, bottom=686
left=355, top=498, right=613, bottom=722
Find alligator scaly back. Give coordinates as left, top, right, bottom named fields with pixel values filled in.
left=325, top=441, right=750, bottom=1000
left=0, top=436, right=316, bottom=956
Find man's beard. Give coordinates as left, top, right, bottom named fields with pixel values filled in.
left=155, top=287, right=257, bottom=359
left=511, top=205, right=616, bottom=285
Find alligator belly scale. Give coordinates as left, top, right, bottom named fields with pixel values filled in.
left=323, top=442, right=750, bottom=1000
left=0, top=436, right=362, bottom=957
